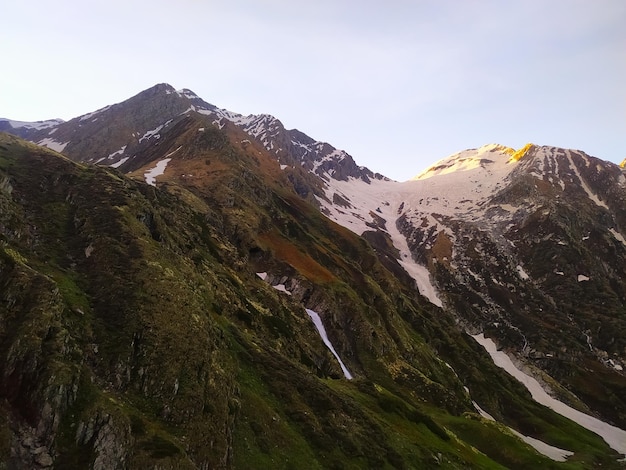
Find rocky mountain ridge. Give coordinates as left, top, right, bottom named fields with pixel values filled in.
left=1, top=84, right=626, bottom=468
left=0, top=84, right=382, bottom=185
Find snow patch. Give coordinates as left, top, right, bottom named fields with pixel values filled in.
left=509, top=429, right=574, bottom=462
left=37, top=138, right=69, bottom=152
left=516, top=265, right=529, bottom=280
left=144, top=158, right=172, bottom=186
left=472, top=333, right=626, bottom=455
left=3, top=118, right=63, bottom=130
left=79, top=105, right=112, bottom=122
left=305, top=309, right=353, bottom=379
left=272, top=284, right=291, bottom=295
left=315, top=176, right=443, bottom=307
left=139, top=120, right=172, bottom=143
left=577, top=274, right=590, bottom=282
left=108, top=145, right=127, bottom=159
left=567, top=151, right=609, bottom=210
left=110, top=157, right=129, bottom=169
left=472, top=400, right=573, bottom=461
left=610, top=229, right=626, bottom=246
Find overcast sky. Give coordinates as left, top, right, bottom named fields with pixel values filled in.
left=2, top=0, right=624, bottom=180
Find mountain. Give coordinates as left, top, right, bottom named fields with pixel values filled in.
left=0, top=84, right=382, bottom=185
left=317, top=142, right=626, bottom=425
left=1, top=84, right=626, bottom=469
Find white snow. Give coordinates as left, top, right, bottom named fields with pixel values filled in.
left=473, top=401, right=496, bottom=421
left=567, top=151, right=609, bottom=210
left=110, top=157, right=129, bottom=168
left=272, top=284, right=291, bottom=295
left=144, top=158, right=172, bottom=186
left=305, top=309, right=353, bottom=379
left=472, top=333, right=626, bottom=455
left=3, top=118, right=63, bottom=130
left=280, top=164, right=288, bottom=170
left=610, top=229, right=626, bottom=246
left=309, top=144, right=536, bottom=309
left=472, top=400, right=573, bottom=461
left=176, top=89, right=200, bottom=100
left=79, top=105, right=112, bottom=122
left=37, top=138, right=69, bottom=152
left=509, top=429, right=574, bottom=462
left=577, top=274, right=590, bottom=282
left=398, top=256, right=443, bottom=307
left=516, top=265, right=529, bottom=280
left=256, top=272, right=291, bottom=295
left=315, top=176, right=444, bottom=307
left=108, top=145, right=127, bottom=158
left=139, top=120, right=172, bottom=143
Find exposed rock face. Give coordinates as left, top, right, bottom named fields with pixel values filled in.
left=1, top=84, right=626, bottom=468
left=0, top=84, right=386, bottom=185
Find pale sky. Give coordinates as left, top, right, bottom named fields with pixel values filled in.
left=2, top=0, right=624, bottom=180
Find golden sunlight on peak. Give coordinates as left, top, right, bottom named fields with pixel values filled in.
left=510, top=143, right=535, bottom=162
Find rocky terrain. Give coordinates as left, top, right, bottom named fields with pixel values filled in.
left=1, top=84, right=625, bottom=469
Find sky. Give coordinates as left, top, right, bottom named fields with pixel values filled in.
left=2, top=0, right=625, bottom=180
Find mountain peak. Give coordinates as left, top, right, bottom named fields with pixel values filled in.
left=412, top=143, right=517, bottom=181
left=509, top=142, right=536, bottom=161
left=175, top=88, right=202, bottom=100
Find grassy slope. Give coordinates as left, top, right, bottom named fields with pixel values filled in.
left=0, top=132, right=621, bottom=468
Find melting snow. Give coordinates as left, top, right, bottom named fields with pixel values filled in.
left=472, top=333, right=626, bottom=455
left=108, top=145, right=127, bottom=159
left=37, top=138, right=69, bottom=153
left=472, top=400, right=573, bottom=461
left=516, top=265, right=529, bottom=280
left=272, top=284, right=291, bottom=295
left=610, top=229, right=626, bottom=246
left=110, top=157, right=129, bottom=169
left=176, top=89, right=200, bottom=100
left=144, top=158, right=172, bottom=186
left=315, top=176, right=443, bottom=307
left=139, top=120, right=172, bottom=143
left=305, top=309, right=353, bottom=379
left=567, top=151, right=609, bottom=210
left=3, top=118, right=63, bottom=130
left=509, top=429, right=574, bottom=462
left=79, top=105, right=112, bottom=122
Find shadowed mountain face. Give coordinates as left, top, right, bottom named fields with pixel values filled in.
left=1, top=84, right=625, bottom=469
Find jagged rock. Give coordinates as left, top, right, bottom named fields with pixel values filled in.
left=1, top=87, right=626, bottom=469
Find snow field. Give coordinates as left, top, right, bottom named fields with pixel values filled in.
left=472, top=333, right=626, bottom=456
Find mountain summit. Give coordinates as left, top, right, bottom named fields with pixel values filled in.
left=1, top=85, right=625, bottom=468
left=1, top=83, right=383, bottom=184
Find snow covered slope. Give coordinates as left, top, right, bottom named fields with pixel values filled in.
left=3, top=85, right=626, bottom=439
left=316, top=141, right=626, bottom=436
